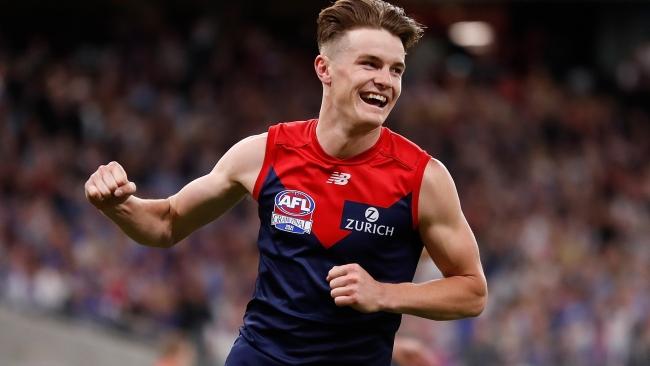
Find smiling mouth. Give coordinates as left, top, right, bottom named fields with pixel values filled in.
left=359, top=92, right=388, bottom=108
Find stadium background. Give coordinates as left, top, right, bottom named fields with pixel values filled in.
left=1, top=0, right=649, bottom=365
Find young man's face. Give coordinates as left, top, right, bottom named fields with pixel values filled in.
left=323, top=28, right=406, bottom=128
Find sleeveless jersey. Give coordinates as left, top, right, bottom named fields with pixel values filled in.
left=241, top=119, right=431, bottom=365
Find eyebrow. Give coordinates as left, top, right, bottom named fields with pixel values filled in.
left=357, top=54, right=406, bottom=70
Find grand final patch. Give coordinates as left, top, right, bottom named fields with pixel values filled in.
left=271, top=190, right=316, bottom=234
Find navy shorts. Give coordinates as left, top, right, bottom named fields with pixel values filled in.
left=224, top=336, right=286, bottom=366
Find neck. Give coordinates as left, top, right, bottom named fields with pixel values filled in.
left=316, top=110, right=382, bottom=159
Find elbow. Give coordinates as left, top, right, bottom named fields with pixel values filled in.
left=465, top=279, right=488, bottom=317
left=466, top=292, right=487, bottom=318
left=158, top=230, right=177, bottom=249
left=155, top=232, right=178, bottom=248
left=136, top=234, right=176, bottom=249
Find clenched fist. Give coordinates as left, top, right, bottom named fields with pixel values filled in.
left=84, top=161, right=137, bottom=210
left=327, top=263, right=386, bottom=313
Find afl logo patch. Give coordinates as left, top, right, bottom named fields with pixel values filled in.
left=271, top=190, right=315, bottom=234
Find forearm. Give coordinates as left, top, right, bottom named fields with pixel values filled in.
left=380, top=275, right=487, bottom=320
left=101, top=196, right=174, bottom=248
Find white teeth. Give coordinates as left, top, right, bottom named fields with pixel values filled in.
left=361, top=93, right=387, bottom=104
left=367, top=93, right=386, bottom=103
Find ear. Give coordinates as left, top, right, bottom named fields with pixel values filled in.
left=314, top=54, right=332, bottom=85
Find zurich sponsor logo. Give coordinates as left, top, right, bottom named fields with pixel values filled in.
left=364, top=207, right=379, bottom=222
left=342, top=204, right=395, bottom=237
left=272, top=190, right=316, bottom=234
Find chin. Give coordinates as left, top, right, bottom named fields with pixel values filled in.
left=359, top=109, right=390, bottom=127
left=349, top=100, right=392, bottom=129
left=355, top=115, right=387, bottom=129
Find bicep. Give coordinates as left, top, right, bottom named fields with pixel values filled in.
left=168, top=133, right=267, bottom=242
left=418, top=159, right=483, bottom=278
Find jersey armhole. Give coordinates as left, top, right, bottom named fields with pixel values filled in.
left=252, top=125, right=278, bottom=201
left=411, top=154, right=430, bottom=229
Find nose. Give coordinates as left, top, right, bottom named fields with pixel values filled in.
left=373, top=67, right=393, bottom=89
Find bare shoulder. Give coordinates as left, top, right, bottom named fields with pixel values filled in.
left=214, top=132, right=268, bottom=194
left=418, top=158, right=461, bottom=225
left=422, top=158, right=452, bottom=185
left=230, top=132, right=268, bottom=158
left=421, top=158, right=457, bottom=199
left=238, top=132, right=268, bottom=146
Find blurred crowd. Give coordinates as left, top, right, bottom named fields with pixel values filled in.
left=1, top=4, right=650, bottom=366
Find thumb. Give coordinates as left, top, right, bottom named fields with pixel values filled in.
left=114, top=181, right=137, bottom=198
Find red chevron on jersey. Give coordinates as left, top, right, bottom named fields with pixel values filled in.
left=253, top=119, right=430, bottom=249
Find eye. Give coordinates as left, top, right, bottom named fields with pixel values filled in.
left=391, top=67, right=404, bottom=76
left=360, top=61, right=378, bottom=69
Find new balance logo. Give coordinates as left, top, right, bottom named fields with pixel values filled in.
left=326, top=172, right=351, bottom=185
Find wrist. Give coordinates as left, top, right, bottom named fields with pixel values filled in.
left=378, top=282, right=398, bottom=313
left=100, top=196, right=134, bottom=218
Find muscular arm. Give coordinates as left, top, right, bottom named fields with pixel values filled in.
left=90, top=133, right=267, bottom=248
left=381, top=159, right=487, bottom=319
left=328, top=159, right=487, bottom=320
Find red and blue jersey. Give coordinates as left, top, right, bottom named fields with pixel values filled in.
left=241, top=119, right=431, bottom=365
